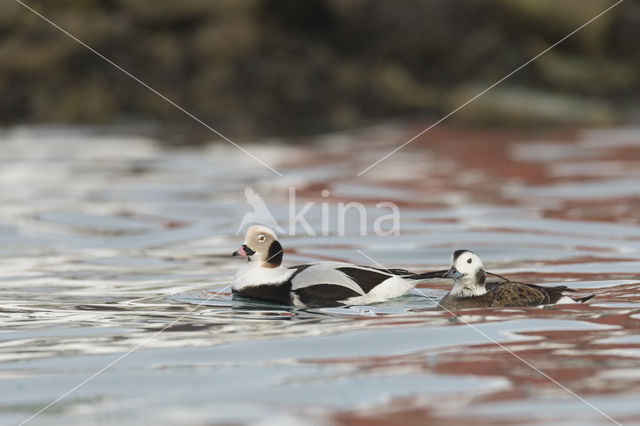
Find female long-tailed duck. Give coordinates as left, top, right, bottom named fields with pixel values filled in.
left=439, top=249, right=594, bottom=310
left=232, top=225, right=444, bottom=307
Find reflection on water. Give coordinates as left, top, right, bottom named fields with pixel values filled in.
left=1, top=125, right=640, bottom=425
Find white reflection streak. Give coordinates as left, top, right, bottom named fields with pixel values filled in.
left=13, top=0, right=283, bottom=176
left=355, top=249, right=622, bottom=426
left=124, top=281, right=233, bottom=304
left=17, top=284, right=231, bottom=426
left=19, top=248, right=282, bottom=425
left=357, top=0, right=625, bottom=176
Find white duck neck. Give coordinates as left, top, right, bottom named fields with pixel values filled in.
left=450, top=268, right=487, bottom=297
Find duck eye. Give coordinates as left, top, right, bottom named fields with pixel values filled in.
left=257, top=235, right=265, bottom=242
left=467, top=258, right=472, bottom=264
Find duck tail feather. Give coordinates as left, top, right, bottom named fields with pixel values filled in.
left=410, top=270, right=449, bottom=280
left=573, top=294, right=596, bottom=303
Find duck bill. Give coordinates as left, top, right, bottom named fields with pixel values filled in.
left=443, top=266, right=463, bottom=279
left=232, top=244, right=255, bottom=257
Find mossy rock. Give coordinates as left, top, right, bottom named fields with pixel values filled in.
left=448, top=85, right=617, bottom=126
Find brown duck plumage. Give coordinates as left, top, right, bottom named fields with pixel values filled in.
left=438, top=250, right=594, bottom=311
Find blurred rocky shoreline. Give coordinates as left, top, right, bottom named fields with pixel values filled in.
left=3, top=0, right=638, bottom=138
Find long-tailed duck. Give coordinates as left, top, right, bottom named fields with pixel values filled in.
left=439, top=249, right=595, bottom=310
left=231, top=225, right=444, bottom=307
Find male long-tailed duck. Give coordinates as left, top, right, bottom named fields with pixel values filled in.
left=232, top=225, right=444, bottom=307
left=439, top=249, right=594, bottom=310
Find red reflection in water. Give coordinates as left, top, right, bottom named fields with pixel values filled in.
left=289, top=124, right=640, bottom=425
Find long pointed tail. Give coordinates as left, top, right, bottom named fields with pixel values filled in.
left=573, top=294, right=595, bottom=303
left=408, top=270, right=449, bottom=280
left=409, top=270, right=511, bottom=282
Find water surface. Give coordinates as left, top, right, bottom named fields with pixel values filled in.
left=1, top=125, right=640, bottom=425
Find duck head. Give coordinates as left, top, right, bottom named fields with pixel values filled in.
left=443, top=249, right=487, bottom=297
left=233, top=225, right=284, bottom=268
